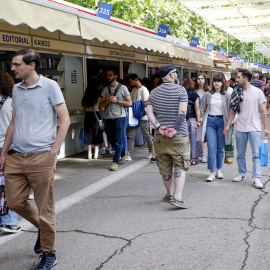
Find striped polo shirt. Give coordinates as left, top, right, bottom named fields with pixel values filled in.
left=148, top=82, right=189, bottom=136
left=250, top=79, right=263, bottom=89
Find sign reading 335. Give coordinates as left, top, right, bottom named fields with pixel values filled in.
left=97, top=2, right=113, bottom=20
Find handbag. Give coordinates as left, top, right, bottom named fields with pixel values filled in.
left=0, top=172, right=9, bottom=216
left=260, top=140, right=268, bottom=167
left=94, top=111, right=105, bottom=131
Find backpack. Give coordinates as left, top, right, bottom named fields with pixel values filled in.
left=186, top=92, right=195, bottom=119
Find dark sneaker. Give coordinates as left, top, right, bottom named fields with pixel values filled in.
left=150, top=157, right=156, bottom=163
left=0, top=225, right=22, bottom=233
left=34, top=230, right=43, bottom=254
left=170, top=199, right=191, bottom=209
left=163, top=195, right=174, bottom=203
left=34, top=253, right=57, bottom=270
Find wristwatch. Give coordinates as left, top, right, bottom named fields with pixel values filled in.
left=116, top=97, right=120, bottom=104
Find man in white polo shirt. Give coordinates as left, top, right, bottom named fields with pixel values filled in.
left=224, top=69, right=269, bottom=189
left=0, top=49, right=70, bottom=270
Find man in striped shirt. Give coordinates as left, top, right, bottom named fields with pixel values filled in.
left=146, top=65, right=190, bottom=209
left=250, top=73, right=263, bottom=91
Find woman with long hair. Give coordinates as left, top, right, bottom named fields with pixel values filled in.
left=195, top=74, right=210, bottom=163
left=0, top=71, right=21, bottom=233
left=197, top=73, right=232, bottom=181
left=81, top=79, right=104, bottom=159
left=182, top=78, right=201, bottom=165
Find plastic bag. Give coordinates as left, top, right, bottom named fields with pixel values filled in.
left=260, top=140, right=268, bottom=167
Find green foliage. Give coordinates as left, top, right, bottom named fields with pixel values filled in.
left=64, top=0, right=268, bottom=61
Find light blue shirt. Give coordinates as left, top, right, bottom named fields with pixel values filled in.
left=11, top=75, right=65, bottom=153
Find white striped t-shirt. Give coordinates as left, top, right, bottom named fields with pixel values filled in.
left=147, top=82, right=189, bottom=136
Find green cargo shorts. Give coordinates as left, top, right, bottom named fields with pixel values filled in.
left=154, top=135, right=190, bottom=175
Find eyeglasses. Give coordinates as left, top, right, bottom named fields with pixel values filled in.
left=170, top=71, right=178, bottom=75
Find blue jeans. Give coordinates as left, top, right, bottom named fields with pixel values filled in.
left=105, top=117, right=127, bottom=163
left=205, top=117, right=225, bottom=171
left=235, top=130, right=261, bottom=178
left=0, top=148, right=18, bottom=225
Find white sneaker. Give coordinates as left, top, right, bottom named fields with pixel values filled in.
left=233, top=173, right=246, bottom=182
left=126, top=154, right=132, bottom=161
left=201, top=154, right=207, bottom=163
left=216, top=170, right=223, bottom=179
left=206, top=173, right=215, bottom=182
left=146, top=152, right=152, bottom=159
left=253, top=178, right=263, bottom=189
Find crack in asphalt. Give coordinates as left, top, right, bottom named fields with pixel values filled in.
left=240, top=178, right=270, bottom=270
left=171, top=216, right=248, bottom=222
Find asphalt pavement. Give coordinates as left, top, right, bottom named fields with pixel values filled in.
left=1, top=129, right=270, bottom=270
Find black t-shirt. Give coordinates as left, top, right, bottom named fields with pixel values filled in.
left=187, top=90, right=199, bottom=119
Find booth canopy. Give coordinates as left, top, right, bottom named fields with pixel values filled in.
left=0, top=0, right=81, bottom=36
left=0, top=0, right=212, bottom=66
left=80, top=17, right=211, bottom=66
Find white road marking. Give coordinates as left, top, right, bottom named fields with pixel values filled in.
left=0, top=159, right=150, bottom=246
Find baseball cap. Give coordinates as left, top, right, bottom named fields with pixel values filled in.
left=158, top=65, right=178, bottom=78
left=254, top=73, right=259, bottom=78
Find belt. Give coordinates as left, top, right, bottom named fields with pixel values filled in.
left=7, top=149, right=19, bottom=155
left=208, top=115, right=223, bottom=118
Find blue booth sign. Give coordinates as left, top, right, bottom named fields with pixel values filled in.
left=219, top=48, right=225, bottom=56
left=206, top=43, right=214, bottom=52
left=244, top=58, right=248, bottom=62
left=190, top=37, right=199, bottom=47
left=228, top=52, right=234, bottom=58
left=157, top=24, right=169, bottom=38
left=254, top=61, right=258, bottom=65
left=97, top=2, right=113, bottom=20
left=236, top=54, right=241, bottom=61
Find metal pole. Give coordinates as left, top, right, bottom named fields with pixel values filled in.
left=226, top=33, right=228, bottom=56
left=205, top=20, right=207, bottom=48
left=253, top=43, right=255, bottom=63
left=155, top=0, right=158, bottom=33
left=95, top=0, right=99, bottom=8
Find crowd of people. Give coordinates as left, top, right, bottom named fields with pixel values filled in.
left=0, top=48, right=269, bottom=270
left=81, top=65, right=269, bottom=205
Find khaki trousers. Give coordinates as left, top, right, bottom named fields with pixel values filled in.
left=5, top=151, right=56, bottom=253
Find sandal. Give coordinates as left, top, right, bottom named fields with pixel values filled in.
left=190, top=161, right=198, bottom=165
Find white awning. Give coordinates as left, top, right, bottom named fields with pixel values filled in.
left=194, top=5, right=270, bottom=19
left=80, top=17, right=211, bottom=66
left=0, top=0, right=81, bottom=36
left=177, top=0, right=270, bottom=59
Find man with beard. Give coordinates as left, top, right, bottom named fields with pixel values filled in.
left=100, top=69, right=132, bottom=171
left=224, top=69, right=269, bottom=189
left=146, top=65, right=191, bottom=209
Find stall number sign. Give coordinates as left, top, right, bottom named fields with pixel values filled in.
left=157, top=24, right=169, bottom=38
left=236, top=55, right=241, bottom=61
left=97, top=2, right=113, bottom=20
left=244, top=58, right=248, bottom=62
left=254, top=61, right=258, bottom=65
left=228, top=52, right=234, bottom=58
left=206, top=43, right=214, bottom=52
left=190, top=37, right=199, bottom=47
left=219, top=48, right=225, bottom=56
